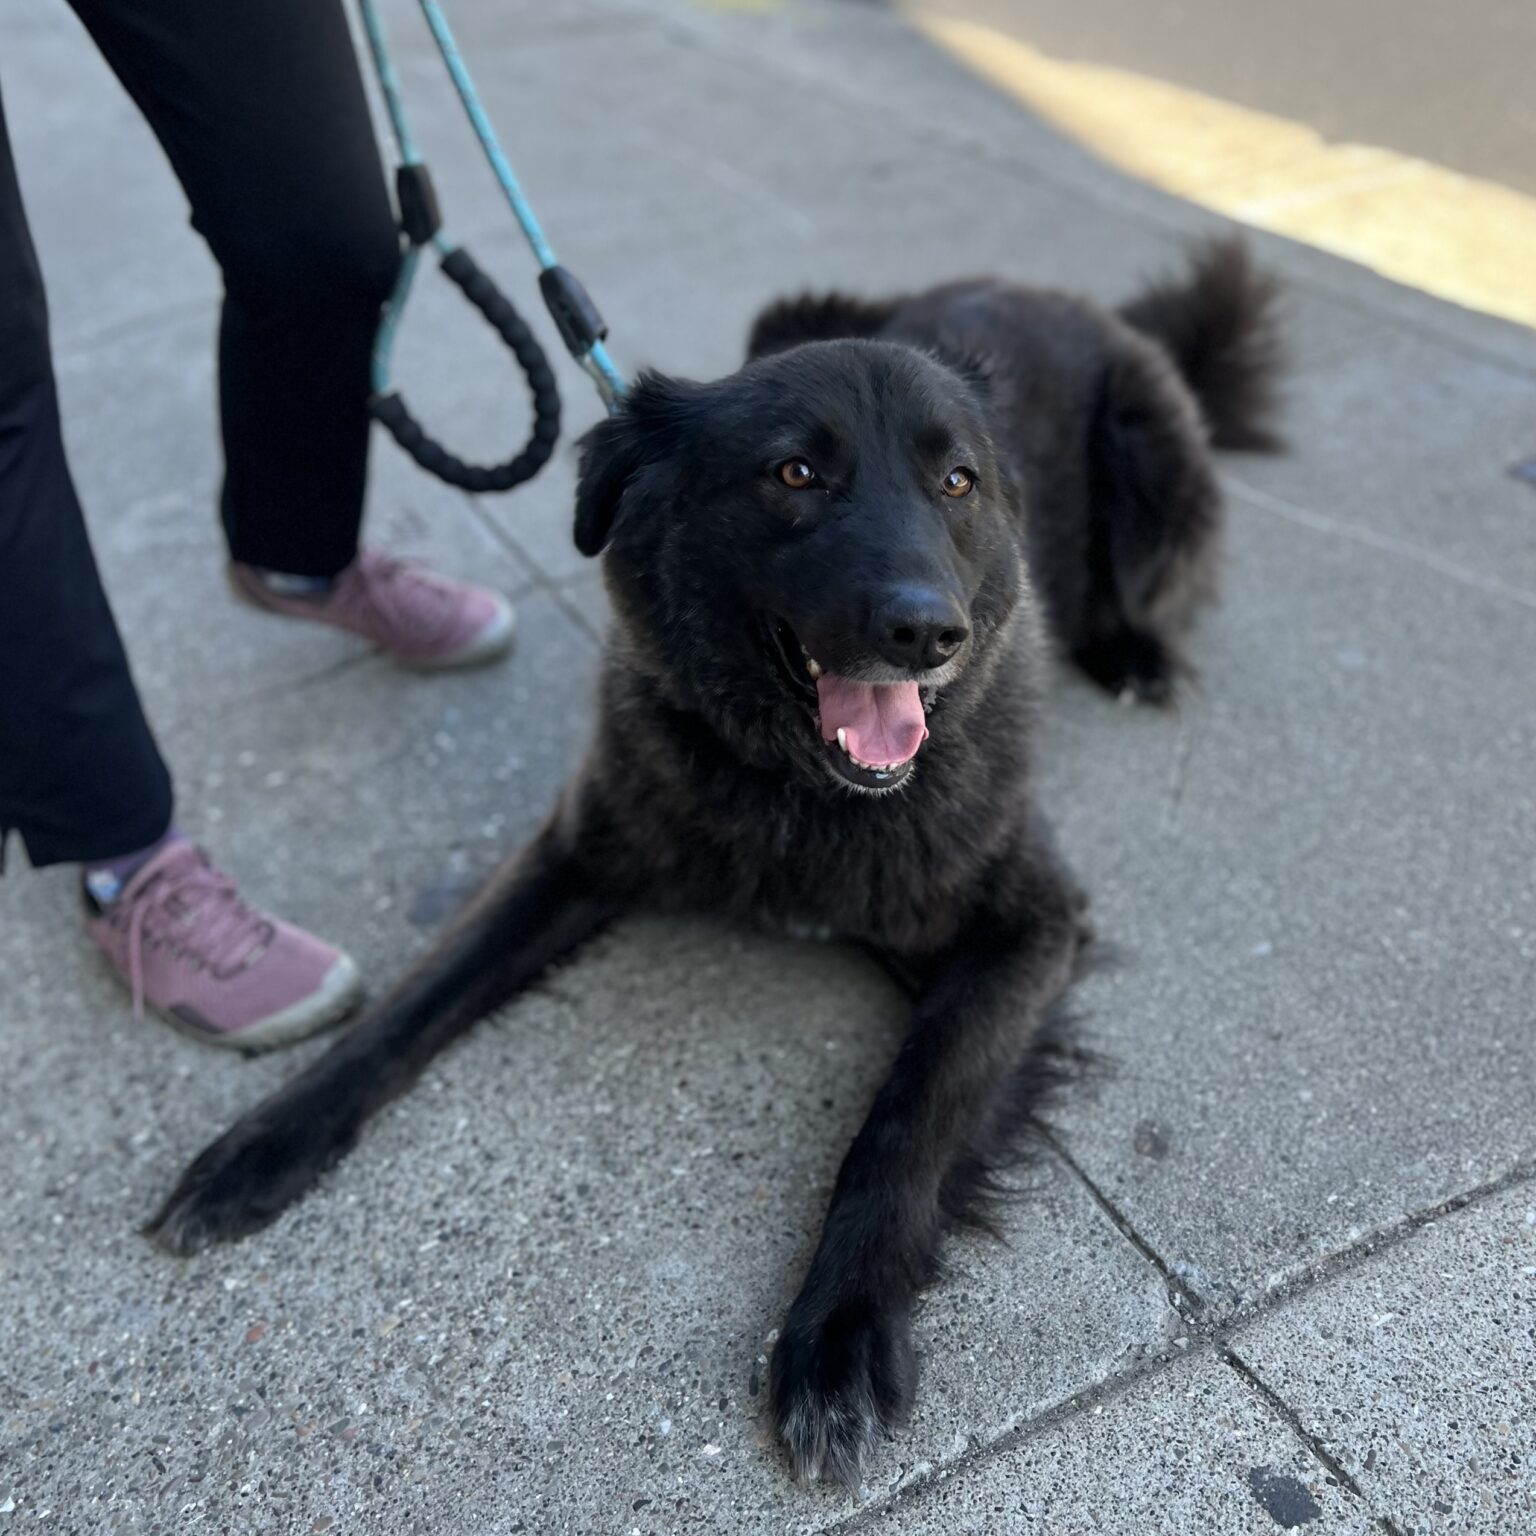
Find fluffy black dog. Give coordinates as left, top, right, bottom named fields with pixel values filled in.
left=148, top=238, right=1279, bottom=1486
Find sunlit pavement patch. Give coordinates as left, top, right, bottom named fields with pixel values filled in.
left=911, top=11, right=1536, bottom=332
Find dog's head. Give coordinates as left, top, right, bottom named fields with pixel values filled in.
left=574, top=340, right=1028, bottom=795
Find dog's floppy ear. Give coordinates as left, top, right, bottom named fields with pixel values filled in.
left=573, top=371, right=702, bottom=557
left=573, top=413, right=644, bottom=558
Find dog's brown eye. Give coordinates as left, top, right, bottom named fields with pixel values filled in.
left=943, top=467, right=975, bottom=499
left=778, top=459, right=817, bottom=489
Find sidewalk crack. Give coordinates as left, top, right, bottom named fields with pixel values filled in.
left=1221, top=1346, right=1405, bottom=1535
left=1042, top=1136, right=1209, bottom=1324
left=1218, top=1154, right=1536, bottom=1336
left=820, top=1346, right=1199, bottom=1534
left=459, top=493, right=605, bottom=644
left=1225, top=474, right=1536, bottom=615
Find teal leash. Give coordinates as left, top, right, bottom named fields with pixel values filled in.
left=358, top=0, right=624, bottom=493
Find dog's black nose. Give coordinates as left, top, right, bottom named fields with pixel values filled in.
left=871, top=588, right=970, bottom=671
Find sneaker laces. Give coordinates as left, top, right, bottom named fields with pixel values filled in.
left=332, top=550, right=460, bottom=648
left=117, top=846, right=273, bottom=1021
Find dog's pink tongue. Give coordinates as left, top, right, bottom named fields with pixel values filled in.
left=816, top=676, right=928, bottom=766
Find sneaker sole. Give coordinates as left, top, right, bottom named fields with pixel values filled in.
left=401, top=593, right=516, bottom=671
left=228, top=564, right=516, bottom=672
left=105, top=951, right=365, bottom=1053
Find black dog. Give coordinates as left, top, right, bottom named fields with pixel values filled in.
left=148, top=238, right=1279, bottom=1486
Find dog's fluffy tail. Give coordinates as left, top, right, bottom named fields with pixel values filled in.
left=1118, top=237, right=1283, bottom=451
left=746, top=292, right=900, bottom=360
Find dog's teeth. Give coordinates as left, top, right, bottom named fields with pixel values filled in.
left=836, top=727, right=848, bottom=754
left=806, top=657, right=823, bottom=680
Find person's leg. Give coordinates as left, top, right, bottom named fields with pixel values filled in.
left=0, top=84, right=359, bottom=1046
left=64, top=0, right=400, bottom=577
left=66, top=0, right=516, bottom=667
left=0, top=86, right=174, bottom=870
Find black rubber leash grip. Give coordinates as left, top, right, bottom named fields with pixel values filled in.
left=370, top=245, right=561, bottom=494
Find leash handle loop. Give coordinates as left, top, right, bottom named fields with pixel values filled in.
left=358, top=0, right=627, bottom=495
left=369, top=246, right=560, bottom=493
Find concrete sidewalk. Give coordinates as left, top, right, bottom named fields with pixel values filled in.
left=2, top=1, right=1533, bottom=1531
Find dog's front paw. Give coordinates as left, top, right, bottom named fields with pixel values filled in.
left=144, top=1097, right=351, bottom=1256
left=770, top=1294, right=915, bottom=1487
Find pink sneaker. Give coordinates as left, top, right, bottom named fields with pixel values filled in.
left=229, top=549, right=514, bottom=669
left=85, top=841, right=363, bottom=1050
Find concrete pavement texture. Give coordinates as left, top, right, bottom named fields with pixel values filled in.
left=2, top=0, right=1534, bottom=1532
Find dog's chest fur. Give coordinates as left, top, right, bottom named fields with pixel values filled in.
left=581, top=661, right=1035, bottom=958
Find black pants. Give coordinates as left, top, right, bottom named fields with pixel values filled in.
left=0, top=0, right=400, bottom=868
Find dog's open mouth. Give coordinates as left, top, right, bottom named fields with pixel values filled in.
left=767, top=618, right=929, bottom=791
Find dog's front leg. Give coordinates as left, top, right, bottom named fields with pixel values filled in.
left=147, top=814, right=622, bottom=1255
left=770, top=891, right=1081, bottom=1486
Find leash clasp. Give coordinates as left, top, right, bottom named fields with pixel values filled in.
left=538, top=265, right=608, bottom=358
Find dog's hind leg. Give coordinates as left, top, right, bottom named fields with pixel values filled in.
left=146, top=814, right=621, bottom=1255
left=1073, top=338, right=1222, bottom=704
left=1070, top=602, right=1182, bottom=706
left=770, top=849, right=1083, bottom=1487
